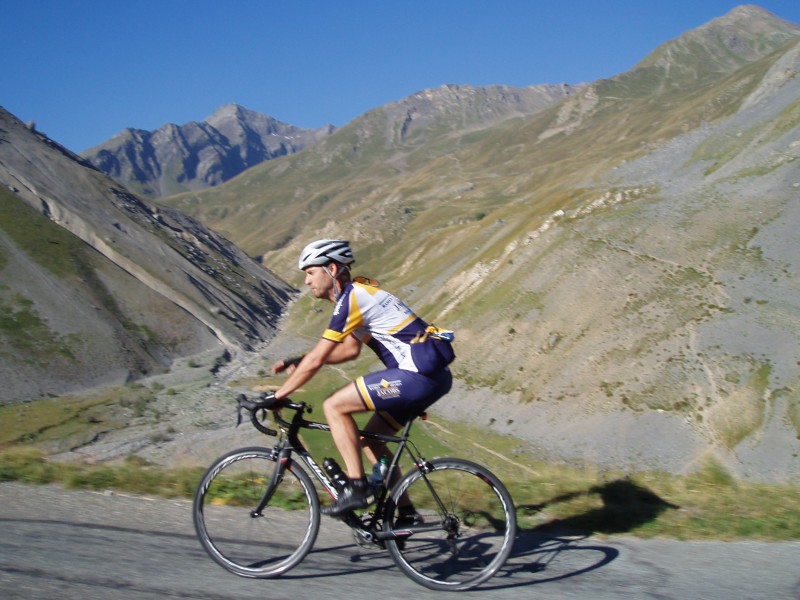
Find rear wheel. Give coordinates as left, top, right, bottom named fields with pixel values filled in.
left=193, top=447, right=320, bottom=578
left=384, top=458, right=516, bottom=591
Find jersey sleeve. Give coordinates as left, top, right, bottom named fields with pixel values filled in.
left=322, top=286, right=364, bottom=343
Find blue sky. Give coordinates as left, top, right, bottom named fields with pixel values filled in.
left=5, top=1, right=800, bottom=153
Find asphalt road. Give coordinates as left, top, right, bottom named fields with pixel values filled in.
left=1, top=482, right=798, bottom=599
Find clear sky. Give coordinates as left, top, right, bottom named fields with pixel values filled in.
left=4, top=1, right=800, bottom=153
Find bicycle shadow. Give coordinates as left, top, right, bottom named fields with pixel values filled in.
left=486, top=478, right=679, bottom=589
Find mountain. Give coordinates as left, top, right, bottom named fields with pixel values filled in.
left=160, top=5, right=800, bottom=480
left=0, top=107, right=294, bottom=402
left=163, top=82, right=578, bottom=251
left=81, top=104, right=335, bottom=198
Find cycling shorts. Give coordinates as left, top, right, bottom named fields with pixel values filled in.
left=354, top=367, right=452, bottom=430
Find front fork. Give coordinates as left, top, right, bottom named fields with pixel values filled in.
left=251, top=446, right=286, bottom=517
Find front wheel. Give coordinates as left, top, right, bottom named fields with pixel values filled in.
left=193, top=447, right=320, bottom=578
left=384, top=458, right=517, bottom=591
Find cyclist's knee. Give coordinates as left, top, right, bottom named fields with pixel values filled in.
left=322, top=396, right=342, bottom=420
left=323, top=385, right=362, bottom=417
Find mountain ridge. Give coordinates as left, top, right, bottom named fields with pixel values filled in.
left=85, top=84, right=577, bottom=202
left=635, top=5, right=800, bottom=75
left=82, top=103, right=335, bottom=198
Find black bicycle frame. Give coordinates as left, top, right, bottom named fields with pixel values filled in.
left=261, top=404, right=440, bottom=541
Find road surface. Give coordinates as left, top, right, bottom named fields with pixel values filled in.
left=0, top=482, right=798, bottom=599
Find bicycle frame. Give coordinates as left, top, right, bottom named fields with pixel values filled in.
left=254, top=402, right=435, bottom=542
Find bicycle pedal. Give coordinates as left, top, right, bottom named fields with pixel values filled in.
left=352, top=528, right=383, bottom=549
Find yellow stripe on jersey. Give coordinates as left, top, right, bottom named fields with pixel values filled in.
left=341, top=293, right=364, bottom=336
left=388, top=313, right=417, bottom=335
left=322, top=328, right=347, bottom=342
left=322, top=287, right=365, bottom=342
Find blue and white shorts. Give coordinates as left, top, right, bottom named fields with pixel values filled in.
left=354, top=367, right=452, bottom=430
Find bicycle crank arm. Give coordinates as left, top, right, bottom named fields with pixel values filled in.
left=375, top=522, right=448, bottom=540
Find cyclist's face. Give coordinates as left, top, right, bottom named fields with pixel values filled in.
left=304, top=266, right=334, bottom=300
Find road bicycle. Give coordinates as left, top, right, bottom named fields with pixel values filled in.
left=193, top=393, right=517, bottom=591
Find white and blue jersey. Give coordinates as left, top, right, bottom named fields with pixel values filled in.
left=324, top=277, right=433, bottom=372
left=323, top=277, right=452, bottom=428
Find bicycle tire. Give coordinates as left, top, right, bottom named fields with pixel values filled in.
left=193, top=446, right=320, bottom=578
left=384, top=457, right=516, bottom=591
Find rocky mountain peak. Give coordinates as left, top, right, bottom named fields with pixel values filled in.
left=634, top=4, right=800, bottom=75
left=720, top=4, right=799, bottom=29
left=359, top=82, right=578, bottom=145
left=82, top=105, right=335, bottom=198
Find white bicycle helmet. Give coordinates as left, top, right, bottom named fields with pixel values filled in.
left=298, top=239, right=355, bottom=270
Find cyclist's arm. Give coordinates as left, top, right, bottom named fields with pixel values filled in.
left=325, top=333, right=361, bottom=364
left=274, top=335, right=359, bottom=400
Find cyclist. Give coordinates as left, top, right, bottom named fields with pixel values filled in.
left=271, top=239, right=454, bottom=516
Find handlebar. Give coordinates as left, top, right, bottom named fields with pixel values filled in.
left=235, top=393, right=310, bottom=436
left=235, top=392, right=419, bottom=446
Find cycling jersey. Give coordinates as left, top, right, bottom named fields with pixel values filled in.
left=323, top=277, right=433, bottom=373
left=323, top=276, right=453, bottom=428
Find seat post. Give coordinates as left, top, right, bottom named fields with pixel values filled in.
left=399, top=414, right=418, bottom=440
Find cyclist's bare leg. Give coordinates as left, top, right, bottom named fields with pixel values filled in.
left=323, top=382, right=367, bottom=479
left=362, top=413, right=414, bottom=510
left=361, top=413, right=393, bottom=468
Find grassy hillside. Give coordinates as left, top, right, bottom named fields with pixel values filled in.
left=0, top=188, right=221, bottom=401
left=160, top=9, right=800, bottom=479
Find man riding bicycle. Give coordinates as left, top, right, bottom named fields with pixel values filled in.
left=271, top=239, right=454, bottom=516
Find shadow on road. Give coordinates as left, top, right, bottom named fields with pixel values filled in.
left=482, top=478, right=678, bottom=590
left=520, top=477, right=680, bottom=536
left=487, top=532, right=619, bottom=589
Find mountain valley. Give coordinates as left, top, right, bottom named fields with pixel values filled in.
left=2, top=5, right=799, bottom=483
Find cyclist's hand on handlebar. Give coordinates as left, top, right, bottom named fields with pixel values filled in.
left=236, top=392, right=284, bottom=412
left=258, top=391, right=284, bottom=410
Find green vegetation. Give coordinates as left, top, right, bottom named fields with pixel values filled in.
left=0, top=386, right=168, bottom=448
left=0, top=446, right=202, bottom=498
left=513, top=459, right=800, bottom=540
left=0, top=293, right=77, bottom=362
left=0, top=188, right=89, bottom=277
left=0, top=189, right=167, bottom=366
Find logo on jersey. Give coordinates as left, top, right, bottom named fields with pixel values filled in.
left=332, top=295, right=346, bottom=317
